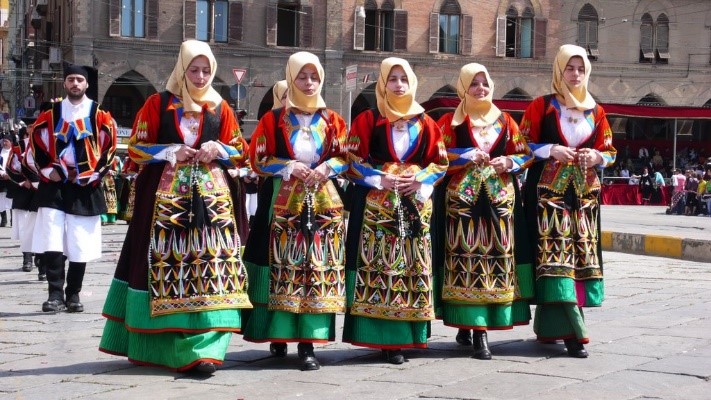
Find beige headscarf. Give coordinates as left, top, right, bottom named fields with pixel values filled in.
left=271, top=80, right=288, bottom=109
left=551, top=44, right=596, bottom=110
left=285, top=52, right=326, bottom=113
left=452, top=63, right=501, bottom=127
left=165, top=40, right=222, bottom=112
left=376, top=57, right=425, bottom=122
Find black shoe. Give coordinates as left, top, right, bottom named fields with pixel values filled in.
left=37, top=273, right=47, bottom=281
left=189, top=362, right=216, bottom=375
left=382, top=349, right=405, bottom=365
left=22, top=253, right=33, bottom=272
left=269, top=342, right=288, bottom=358
left=297, top=343, right=320, bottom=371
left=66, top=294, right=84, bottom=313
left=42, top=299, right=66, bottom=312
left=472, top=331, right=492, bottom=360
left=455, top=329, right=473, bottom=346
left=564, top=339, right=589, bottom=358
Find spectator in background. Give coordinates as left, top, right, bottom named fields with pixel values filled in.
left=638, top=146, right=649, bottom=162
left=684, top=171, right=699, bottom=216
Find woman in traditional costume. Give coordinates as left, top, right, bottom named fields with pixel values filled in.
left=519, top=44, right=616, bottom=358
left=432, top=63, right=534, bottom=359
left=99, top=40, right=252, bottom=374
left=242, top=52, right=348, bottom=371
left=342, top=57, right=448, bottom=364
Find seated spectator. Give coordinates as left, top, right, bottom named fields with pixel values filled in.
left=620, top=165, right=630, bottom=178
left=638, top=146, right=650, bottom=162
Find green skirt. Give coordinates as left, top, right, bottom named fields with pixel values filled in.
left=241, top=262, right=336, bottom=343
left=532, top=277, right=604, bottom=342
left=99, top=279, right=243, bottom=371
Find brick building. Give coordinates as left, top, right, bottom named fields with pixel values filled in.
left=7, top=0, right=711, bottom=147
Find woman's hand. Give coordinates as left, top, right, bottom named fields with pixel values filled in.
left=489, top=156, right=512, bottom=174
left=577, top=148, right=603, bottom=169
left=396, top=174, right=421, bottom=196
left=380, top=174, right=399, bottom=191
left=175, top=145, right=197, bottom=162
left=291, top=162, right=312, bottom=181
left=550, top=145, right=577, bottom=163
left=473, top=149, right=490, bottom=165
left=195, top=141, right=220, bottom=164
left=304, top=163, right=330, bottom=187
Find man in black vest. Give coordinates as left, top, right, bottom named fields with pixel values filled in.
left=28, top=64, right=117, bottom=312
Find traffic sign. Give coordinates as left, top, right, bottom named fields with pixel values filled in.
left=345, top=65, right=357, bottom=92
left=230, top=84, right=247, bottom=100
left=233, top=68, right=247, bottom=84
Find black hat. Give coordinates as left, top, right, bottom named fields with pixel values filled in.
left=64, top=64, right=89, bottom=80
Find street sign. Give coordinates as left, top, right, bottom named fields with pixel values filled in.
left=230, top=84, right=247, bottom=100
left=345, top=65, right=357, bottom=92
left=233, top=68, right=247, bottom=84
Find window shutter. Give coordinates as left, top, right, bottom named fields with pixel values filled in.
left=229, top=1, right=243, bottom=43
left=640, top=23, right=654, bottom=59
left=578, top=21, right=588, bottom=47
left=393, top=10, right=407, bottom=51
left=353, top=7, right=365, bottom=50
left=428, top=12, right=439, bottom=54
left=146, top=0, right=159, bottom=39
left=183, top=0, right=196, bottom=40
left=533, top=18, right=547, bottom=59
left=300, top=5, right=313, bottom=48
left=109, top=0, right=120, bottom=37
left=266, top=2, right=277, bottom=46
left=495, top=16, right=506, bottom=57
left=459, top=14, right=472, bottom=55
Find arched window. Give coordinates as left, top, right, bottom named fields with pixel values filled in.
left=577, top=3, right=599, bottom=59
left=439, top=0, right=461, bottom=54
left=656, top=13, right=670, bottom=63
left=363, top=0, right=394, bottom=51
left=499, top=4, right=536, bottom=59
left=640, top=13, right=654, bottom=62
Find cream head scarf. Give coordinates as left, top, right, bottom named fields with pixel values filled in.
left=285, top=52, right=326, bottom=113
left=452, top=63, right=501, bottom=127
left=552, top=44, right=596, bottom=110
left=376, top=57, right=425, bottom=122
left=271, top=80, right=288, bottom=109
left=165, top=40, right=222, bottom=112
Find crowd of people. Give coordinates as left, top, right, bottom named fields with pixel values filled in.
left=7, top=42, right=621, bottom=375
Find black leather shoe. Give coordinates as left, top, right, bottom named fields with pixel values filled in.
left=564, top=339, right=589, bottom=358
left=297, top=343, right=320, bottom=371
left=189, top=362, right=216, bottom=375
left=382, top=349, right=405, bottom=365
left=472, top=331, right=492, bottom=360
left=42, top=299, right=66, bottom=312
left=66, top=294, right=84, bottom=313
left=22, top=262, right=33, bottom=272
left=269, top=342, right=288, bottom=358
left=37, top=273, right=46, bottom=281
left=456, top=329, right=473, bottom=346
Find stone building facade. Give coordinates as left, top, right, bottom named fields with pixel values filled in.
left=9, top=0, right=711, bottom=143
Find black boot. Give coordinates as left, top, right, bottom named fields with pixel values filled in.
left=472, top=331, right=492, bottom=360
left=297, top=343, right=320, bottom=371
left=269, top=342, right=288, bottom=358
left=35, top=254, right=46, bottom=281
left=65, top=262, right=86, bottom=313
left=564, top=339, right=588, bottom=358
left=0, top=211, right=6, bottom=227
left=22, top=252, right=33, bottom=272
left=42, top=252, right=66, bottom=312
left=382, top=349, right=405, bottom=365
left=456, top=329, right=473, bottom=346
